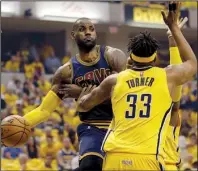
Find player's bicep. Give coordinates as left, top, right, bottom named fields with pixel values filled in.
left=166, top=62, right=195, bottom=86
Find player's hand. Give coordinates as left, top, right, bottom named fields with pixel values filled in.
left=161, top=1, right=181, bottom=28
left=58, top=84, right=83, bottom=99
left=78, top=84, right=97, bottom=99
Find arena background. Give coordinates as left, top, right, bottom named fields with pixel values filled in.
left=1, top=1, right=197, bottom=171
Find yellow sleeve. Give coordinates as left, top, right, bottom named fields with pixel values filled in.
left=170, top=47, right=182, bottom=102
left=24, top=90, right=61, bottom=127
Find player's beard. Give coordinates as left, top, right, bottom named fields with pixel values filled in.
left=76, top=37, right=96, bottom=53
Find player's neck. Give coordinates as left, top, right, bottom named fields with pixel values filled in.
left=78, top=45, right=98, bottom=62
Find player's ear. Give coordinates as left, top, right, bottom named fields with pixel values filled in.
left=71, top=31, right=75, bottom=40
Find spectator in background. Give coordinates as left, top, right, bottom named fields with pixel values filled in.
left=40, top=135, right=60, bottom=159
left=40, top=43, right=55, bottom=61
left=3, top=147, right=24, bottom=159
left=24, top=60, right=35, bottom=79
left=12, top=100, right=24, bottom=116
left=18, top=153, right=30, bottom=171
left=62, top=51, right=71, bottom=64
left=32, top=57, right=45, bottom=80
left=44, top=53, right=61, bottom=74
left=23, top=81, right=30, bottom=96
left=26, top=137, right=39, bottom=159
left=3, top=55, right=20, bottom=72
left=57, top=138, right=76, bottom=171
left=40, top=154, right=54, bottom=170
left=29, top=44, right=39, bottom=62
left=1, top=83, right=6, bottom=94
left=37, top=76, right=51, bottom=94
left=4, top=88, right=18, bottom=106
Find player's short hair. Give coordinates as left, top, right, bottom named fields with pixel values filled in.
left=72, top=17, right=92, bottom=31
left=127, top=31, right=160, bottom=59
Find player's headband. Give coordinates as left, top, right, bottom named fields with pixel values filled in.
left=130, top=52, right=157, bottom=63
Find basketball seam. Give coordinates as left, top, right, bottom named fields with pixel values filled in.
left=1, top=131, right=26, bottom=139
left=12, top=119, right=26, bottom=147
left=1, top=124, right=31, bottom=132
left=14, top=116, right=30, bottom=126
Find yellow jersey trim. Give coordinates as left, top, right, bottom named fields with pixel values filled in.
left=79, top=152, right=104, bottom=160
left=101, top=129, right=112, bottom=152
left=156, top=103, right=173, bottom=161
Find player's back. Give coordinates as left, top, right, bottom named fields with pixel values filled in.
left=103, top=67, right=172, bottom=159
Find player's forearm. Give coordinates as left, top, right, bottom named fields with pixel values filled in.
left=170, top=25, right=197, bottom=68
left=168, top=36, right=177, bottom=47
left=24, top=90, right=61, bottom=127
left=77, top=94, right=95, bottom=112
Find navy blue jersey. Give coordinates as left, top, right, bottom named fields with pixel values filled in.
left=71, top=45, right=113, bottom=128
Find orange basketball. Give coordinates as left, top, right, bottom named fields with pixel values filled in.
left=1, top=115, right=31, bottom=147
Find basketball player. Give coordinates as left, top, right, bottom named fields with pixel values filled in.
left=23, top=18, right=127, bottom=171
left=77, top=2, right=197, bottom=170
left=125, top=17, right=187, bottom=171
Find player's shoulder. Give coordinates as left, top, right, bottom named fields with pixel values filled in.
left=104, top=46, right=124, bottom=56
left=54, top=61, right=72, bottom=80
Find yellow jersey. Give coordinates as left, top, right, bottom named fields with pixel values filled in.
left=103, top=67, right=172, bottom=160
left=164, top=112, right=181, bottom=165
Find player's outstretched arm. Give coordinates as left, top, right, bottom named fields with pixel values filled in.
left=162, top=2, right=197, bottom=86
left=167, top=17, right=188, bottom=102
left=105, top=47, right=127, bottom=73
left=77, top=74, right=117, bottom=112
left=24, top=62, right=82, bottom=127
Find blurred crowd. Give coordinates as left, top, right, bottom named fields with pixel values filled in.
left=1, top=74, right=80, bottom=171
left=1, top=39, right=71, bottom=75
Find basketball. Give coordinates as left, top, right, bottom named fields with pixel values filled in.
left=1, top=115, right=31, bottom=147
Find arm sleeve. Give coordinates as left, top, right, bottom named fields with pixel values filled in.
left=170, top=47, right=182, bottom=102
left=24, top=90, right=61, bottom=127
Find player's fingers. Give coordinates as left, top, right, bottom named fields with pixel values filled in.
left=178, top=18, right=183, bottom=24
left=161, top=11, right=167, bottom=23
left=179, top=17, right=188, bottom=29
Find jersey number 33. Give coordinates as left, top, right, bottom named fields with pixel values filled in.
left=125, top=94, right=152, bottom=119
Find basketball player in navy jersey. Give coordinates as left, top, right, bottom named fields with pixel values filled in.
left=24, top=17, right=127, bottom=171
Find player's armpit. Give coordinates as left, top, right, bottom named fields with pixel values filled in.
left=105, top=47, right=127, bottom=72
left=77, top=74, right=118, bottom=112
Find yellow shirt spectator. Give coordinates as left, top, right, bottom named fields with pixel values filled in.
left=41, top=44, right=54, bottom=60
left=4, top=91, right=18, bottom=106
left=38, top=78, right=51, bottom=94
left=4, top=56, right=20, bottom=72
left=32, top=58, right=45, bottom=75
left=24, top=64, right=35, bottom=79
left=40, top=136, right=60, bottom=159
left=1, top=84, right=6, bottom=94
